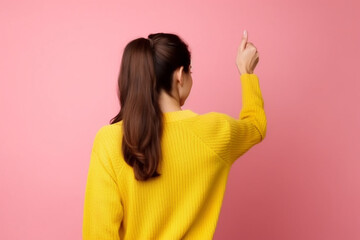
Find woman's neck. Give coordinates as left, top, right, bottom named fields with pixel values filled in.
left=158, top=89, right=182, bottom=113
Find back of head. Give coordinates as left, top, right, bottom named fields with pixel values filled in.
left=110, top=33, right=191, bottom=181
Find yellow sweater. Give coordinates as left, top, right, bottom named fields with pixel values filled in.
left=82, top=73, right=267, bottom=240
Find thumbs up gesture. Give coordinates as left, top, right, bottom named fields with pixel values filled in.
left=236, top=30, right=259, bottom=75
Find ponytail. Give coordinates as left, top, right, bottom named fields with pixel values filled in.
left=110, top=33, right=191, bottom=181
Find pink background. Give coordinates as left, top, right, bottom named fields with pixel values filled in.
left=1, top=0, right=359, bottom=239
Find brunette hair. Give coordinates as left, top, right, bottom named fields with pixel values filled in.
left=109, top=33, right=191, bottom=181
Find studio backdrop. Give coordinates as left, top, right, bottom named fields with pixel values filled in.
left=0, top=0, right=359, bottom=239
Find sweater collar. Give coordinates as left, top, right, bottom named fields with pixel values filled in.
left=163, top=109, right=198, bottom=122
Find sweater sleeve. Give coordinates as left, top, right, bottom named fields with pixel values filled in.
left=82, top=129, right=123, bottom=240
left=224, top=73, right=267, bottom=165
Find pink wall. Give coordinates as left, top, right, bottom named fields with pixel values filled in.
left=1, top=0, right=359, bottom=239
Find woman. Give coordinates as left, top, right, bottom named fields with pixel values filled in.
left=83, top=30, right=266, bottom=239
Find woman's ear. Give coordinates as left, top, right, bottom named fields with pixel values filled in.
left=175, top=66, right=184, bottom=87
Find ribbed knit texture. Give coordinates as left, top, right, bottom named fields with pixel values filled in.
left=82, top=73, right=267, bottom=240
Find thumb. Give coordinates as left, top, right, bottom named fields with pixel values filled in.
left=240, top=30, right=248, bottom=52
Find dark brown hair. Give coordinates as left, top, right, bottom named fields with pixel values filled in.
left=109, top=33, right=191, bottom=181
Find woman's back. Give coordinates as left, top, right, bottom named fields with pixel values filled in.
left=83, top=73, right=266, bottom=239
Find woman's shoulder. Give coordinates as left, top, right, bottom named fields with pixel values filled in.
left=181, top=111, right=235, bottom=136
left=95, top=121, right=122, bottom=135
left=92, top=122, right=123, bottom=150
left=184, top=110, right=233, bottom=125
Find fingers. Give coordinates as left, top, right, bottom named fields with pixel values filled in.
left=239, top=30, right=248, bottom=52
left=245, top=42, right=255, bottom=50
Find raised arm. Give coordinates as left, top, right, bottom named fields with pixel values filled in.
left=225, top=30, right=266, bottom=164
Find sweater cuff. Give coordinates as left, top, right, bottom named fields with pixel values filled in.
left=239, top=73, right=264, bottom=108
left=240, top=73, right=258, bottom=81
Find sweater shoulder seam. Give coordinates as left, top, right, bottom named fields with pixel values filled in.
left=179, top=120, right=232, bottom=167
left=92, top=147, right=126, bottom=206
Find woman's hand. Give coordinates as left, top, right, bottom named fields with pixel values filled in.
left=236, top=30, right=259, bottom=75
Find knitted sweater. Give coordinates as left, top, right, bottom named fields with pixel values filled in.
left=82, top=73, right=267, bottom=239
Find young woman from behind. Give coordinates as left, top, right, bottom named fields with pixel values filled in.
left=83, top=30, right=266, bottom=240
